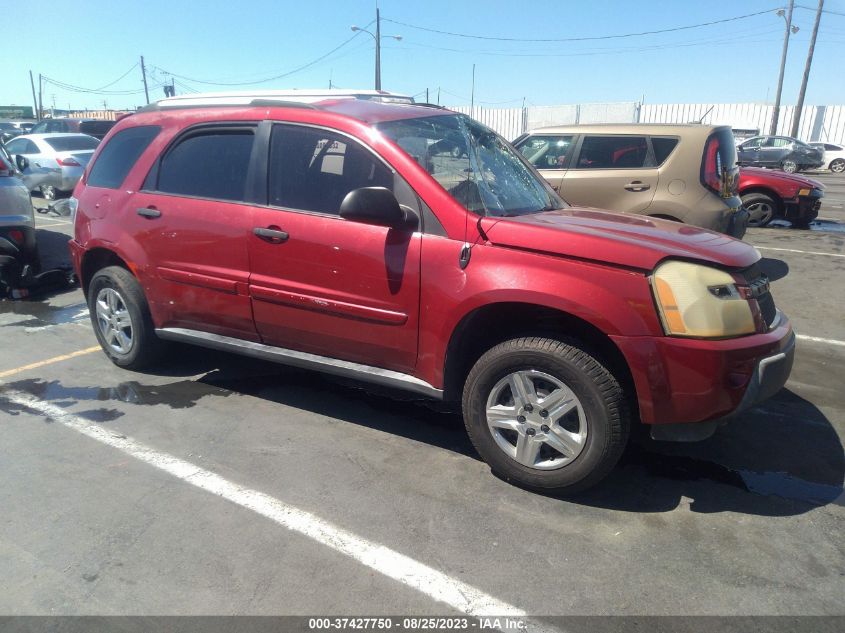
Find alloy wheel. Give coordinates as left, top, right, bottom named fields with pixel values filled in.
left=746, top=201, right=775, bottom=226
left=95, top=287, right=134, bottom=355
left=485, top=370, right=587, bottom=470
left=831, top=159, right=845, bottom=174
left=40, top=185, right=56, bottom=201
left=781, top=159, right=798, bottom=173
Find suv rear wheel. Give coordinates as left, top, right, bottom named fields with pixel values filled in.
left=462, top=337, right=629, bottom=493
left=88, top=266, right=165, bottom=369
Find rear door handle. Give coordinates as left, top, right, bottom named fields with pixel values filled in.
left=137, top=207, right=161, bottom=218
left=623, top=181, right=650, bottom=192
left=253, top=226, right=289, bottom=243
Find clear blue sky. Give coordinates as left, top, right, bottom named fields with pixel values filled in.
left=3, top=0, right=844, bottom=112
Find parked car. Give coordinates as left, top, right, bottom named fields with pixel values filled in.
left=0, top=121, right=23, bottom=143
left=513, top=124, right=746, bottom=238
left=808, top=142, right=845, bottom=173
left=28, top=118, right=116, bottom=140
left=739, top=167, right=824, bottom=227
left=0, top=141, right=38, bottom=273
left=4, top=133, right=99, bottom=200
left=70, top=93, right=794, bottom=494
left=737, top=135, right=824, bottom=173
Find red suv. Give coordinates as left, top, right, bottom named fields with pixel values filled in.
left=69, top=92, right=795, bottom=493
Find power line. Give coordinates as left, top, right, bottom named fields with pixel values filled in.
left=382, top=8, right=779, bottom=42
left=796, top=3, right=845, bottom=16
left=156, top=25, right=373, bottom=87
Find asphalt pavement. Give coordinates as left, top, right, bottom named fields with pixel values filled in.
left=1, top=185, right=843, bottom=621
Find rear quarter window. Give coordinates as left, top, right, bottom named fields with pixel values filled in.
left=87, top=125, right=160, bottom=189
left=651, top=137, right=679, bottom=165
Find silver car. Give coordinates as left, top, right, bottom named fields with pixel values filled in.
left=4, top=133, right=99, bottom=200
left=0, top=141, right=38, bottom=266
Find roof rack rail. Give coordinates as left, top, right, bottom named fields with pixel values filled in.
left=413, top=103, right=448, bottom=110
left=149, top=89, right=415, bottom=109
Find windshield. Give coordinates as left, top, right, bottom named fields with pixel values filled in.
left=377, top=114, right=564, bottom=217
left=45, top=135, right=99, bottom=152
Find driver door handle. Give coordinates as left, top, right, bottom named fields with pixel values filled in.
left=624, top=181, right=651, bottom=192
left=253, top=226, right=289, bottom=243
left=137, top=207, right=161, bottom=219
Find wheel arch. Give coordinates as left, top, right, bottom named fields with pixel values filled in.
left=80, top=248, right=132, bottom=299
left=441, top=302, right=637, bottom=411
left=739, top=187, right=784, bottom=209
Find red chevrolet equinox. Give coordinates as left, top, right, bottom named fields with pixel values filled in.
left=69, top=91, right=795, bottom=493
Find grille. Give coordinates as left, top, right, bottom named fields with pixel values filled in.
left=741, top=263, right=777, bottom=328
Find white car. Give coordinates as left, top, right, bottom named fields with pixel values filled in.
left=809, top=142, right=845, bottom=173
left=4, top=133, right=99, bottom=200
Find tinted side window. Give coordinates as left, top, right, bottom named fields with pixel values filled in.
left=157, top=129, right=255, bottom=202
left=517, top=135, right=574, bottom=169
left=651, top=137, right=679, bottom=165
left=576, top=136, right=648, bottom=169
left=824, top=144, right=840, bottom=151
left=88, top=125, right=160, bottom=189
left=269, top=125, right=392, bottom=215
left=45, top=136, right=100, bottom=152
left=742, top=137, right=763, bottom=149
left=30, top=121, right=49, bottom=134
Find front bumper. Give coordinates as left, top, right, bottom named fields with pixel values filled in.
left=611, top=310, right=795, bottom=437
left=784, top=190, right=823, bottom=224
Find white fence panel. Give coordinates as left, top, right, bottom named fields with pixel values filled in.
left=447, top=102, right=845, bottom=145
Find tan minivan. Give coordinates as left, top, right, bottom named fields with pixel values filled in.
left=513, top=124, right=746, bottom=238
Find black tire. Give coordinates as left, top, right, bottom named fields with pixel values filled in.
left=462, top=337, right=629, bottom=494
left=741, top=192, right=780, bottom=227
left=830, top=159, right=845, bottom=174
left=88, top=265, right=165, bottom=369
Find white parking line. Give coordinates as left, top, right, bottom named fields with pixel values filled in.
left=796, top=334, right=845, bottom=348
left=757, top=246, right=845, bottom=258
left=2, top=389, right=554, bottom=632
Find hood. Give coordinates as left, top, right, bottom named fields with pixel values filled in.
left=740, top=166, right=824, bottom=190
left=479, top=208, right=760, bottom=271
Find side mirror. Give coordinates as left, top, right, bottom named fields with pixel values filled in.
left=339, top=187, right=417, bottom=230
left=15, top=155, right=28, bottom=171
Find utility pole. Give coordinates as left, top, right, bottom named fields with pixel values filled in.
left=29, top=71, right=39, bottom=121
left=770, top=1, right=796, bottom=135
left=375, top=8, right=381, bottom=90
left=38, top=74, right=43, bottom=121
left=140, top=55, right=150, bottom=105
left=470, top=64, right=476, bottom=119
left=791, top=0, right=824, bottom=138
left=425, top=88, right=429, bottom=103
left=437, top=87, right=440, bottom=105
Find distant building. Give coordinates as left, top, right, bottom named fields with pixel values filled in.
left=0, top=105, right=35, bottom=119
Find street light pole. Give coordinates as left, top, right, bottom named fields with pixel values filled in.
left=375, top=8, right=381, bottom=90
left=770, top=1, right=798, bottom=135
left=351, top=13, right=401, bottom=91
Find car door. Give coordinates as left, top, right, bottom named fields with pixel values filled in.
left=514, top=134, right=575, bottom=193
left=738, top=136, right=764, bottom=166
left=5, top=137, right=58, bottom=189
left=560, top=134, right=657, bottom=213
left=761, top=137, right=790, bottom=167
left=248, top=122, right=422, bottom=373
left=129, top=124, right=259, bottom=340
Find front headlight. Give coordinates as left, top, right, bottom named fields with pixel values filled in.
left=651, top=260, right=756, bottom=338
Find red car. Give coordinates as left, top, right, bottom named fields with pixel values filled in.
left=739, top=166, right=824, bottom=227
left=68, top=91, right=795, bottom=493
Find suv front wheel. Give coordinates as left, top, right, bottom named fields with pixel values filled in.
left=462, top=337, right=629, bottom=493
left=88, top=266, right=165, bottom=369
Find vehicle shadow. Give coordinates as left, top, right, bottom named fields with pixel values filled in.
left=36, top=228, right=73, bottom=271
left=123, top=346, right=844, bottom=517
